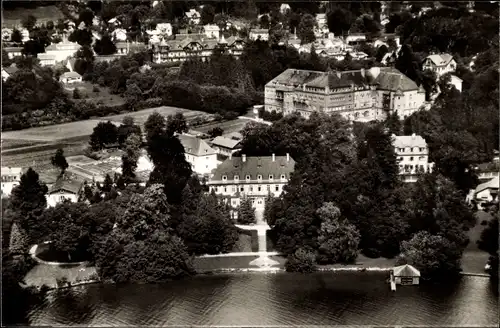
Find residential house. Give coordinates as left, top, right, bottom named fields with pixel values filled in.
left=44, top=39, right=81, bottom=62
left=108, top=17, right=122, bottom=26
left=59, top=71, right=82, bottom=84
left=265, top=67, right=426, bottom=122
left=112, top=28, right=128, bottom=41
left=249, top=28, right=269, bottom=41
left=116, top=41, right=147, bottom=55
left=449, top=74, right=463, bottom=92
left=345, top=33, right=366, bottom=46
left=211, top=136, right=242, bottom=159
left=473, top=176, right=499, bottom=209
left=37, top=53, right=57, bottom=66
left=422, top=53, right=457, bottom=77
left=4, top=47, right=23, bottom=59
left=178, top=134, right=218, bottom=176
left=1, top=64, right=19, bottom=81
left=204, top=24, right=220, bottom=40
left=280, top=3, right=291, bottom=14
left=207, top=154, right=295, bottom=219
left=316, top=13, right=327, bottom=27
left=186, top=9, right=201, bottom=25
left=475, top=152, right=500, bottom=182
left=2, top=28, right=13, bottom=41
left=46, top=177, right=84, bottom=207
left=393, top=134, right=434, bottom=183
left=1, top=167, right=22, bottom=198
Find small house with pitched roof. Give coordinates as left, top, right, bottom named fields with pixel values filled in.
left=473, top=176, right=499, bottom=209
left=392, top=264, right=421, bottom=285
left=422, top=53, right=457, bottom=77
left=178, top=134, right=218, bottom=176
left=46, top=176, right=84, bottom=207
left=59, top=71, right=82, bottom=84
left=1, top=64, right=19, bottom=81
left=211, top=136, right=242, bottom=159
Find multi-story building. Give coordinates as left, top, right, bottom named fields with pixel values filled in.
left=150, top=34, right=245, bottom=63
left=178, top=134, right=218, bottom=177
left=393, top=134, right=434, bottom=183
left=207, top=154, right=295, bottom=219
left=265, top=67, right=426, bottom=121
left=422, top=53, right=457, bottom=77
left=4, top=47, right=23, bottom=59
left=203, top=24, right=220, bottom=40
left=46, top=176, right=83, bottom=207
left=44, top=39, right=81, bottom=62
left=210, top=136, right=242, bottom=159
left=37, top=53, right=57, bottom=66
left=1, top=167, right=22, bottom=198
left=249, top=28, right=269, bottom=41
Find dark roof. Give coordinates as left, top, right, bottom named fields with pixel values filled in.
left=267, top=67, right=419, bottom=92
left=3, top=64, right=18, bottom=75
left=211, top=136, right=242, bottom=149
left=209, top=155, right=295, bottom=181
left=178, top=134, right=216, bottom=156
left=49, top=177, right=83, bottom=194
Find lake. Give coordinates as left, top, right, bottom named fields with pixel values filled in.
left=29, top=272, right=498, bottom=326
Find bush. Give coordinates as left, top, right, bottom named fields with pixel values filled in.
left=481, top=220, right=488, bottom=226
left=285, top=248, right=317, bottom=273
left=73, top=88, right=81, bottom=99
left=93, top=86, right=100, bottom=93
left=362, top=248, right=381, bottom=258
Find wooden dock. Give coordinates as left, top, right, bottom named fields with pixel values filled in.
left=390, top=279, right=396, bottom=291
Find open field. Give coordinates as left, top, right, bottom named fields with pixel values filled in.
left=193, top=118, right=251, bottom=135
left=68, top=82, right=126, bottom=107
left=104, top=106, right=208, bottom=127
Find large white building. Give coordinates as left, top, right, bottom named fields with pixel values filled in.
left=472, top=176, right=499, bottom=209
left=1, top=167, right=22, bottom=198
left=46, top=177, right=83, bottom=207
left=44, top=39, right=81, bottom=62
left=265, top=67, right=426, bottom=122
left=393, top=134, right=434, bottom=183
left=207, top=154, right=295, bottom=219
left=178, top=134, right=218, bottom=177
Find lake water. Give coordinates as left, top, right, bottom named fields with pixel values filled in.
left=29, top=272, right=498, bottom=326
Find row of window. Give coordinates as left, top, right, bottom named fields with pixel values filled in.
left=397, top=147, right=426, bottom=153
left=221, top=174, right=286, bottom=181
left=398, top=156, right=427, bottom=161
left=214, top=184, right=282, bottom=193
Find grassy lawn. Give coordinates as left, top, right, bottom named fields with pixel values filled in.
left=194, top=255, right=260, bottom=272
left=103, top=106, right=207, bottom=127
left=68, top=82, right=126, bottom=107
left=233, top=229, right=259, bottom=252
left=24, top=263, right=97, bottom=289
left=193, top=118, right=251, bottom=135
left=460, top=210, right=495, bottom=274
left=2, top=5, right=65, bottom=28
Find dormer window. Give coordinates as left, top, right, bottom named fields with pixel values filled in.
left=269, top=174, right=274, bottom=180
left=234, top=175, right=239, bottom=181
left=257, top=175, right=262, bottom=180
left=246, top=175, right=251, bottom=181
left=281, top=174, right=286, bottom=180
left=222, top=175, right=227, bottom=181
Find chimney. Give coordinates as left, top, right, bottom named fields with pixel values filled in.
left=242, top=154, right=246, bottom=162
left=411, top=133, right=416, bottom=139
left=272, top=153, right=275, bottom=162
left=336, top=71, right=341, bottom=79
left=369, top=67, right=381, bottom=79
left=286, top=153, right=290, bottom=162
left=360, top=68, right=365, bottom=78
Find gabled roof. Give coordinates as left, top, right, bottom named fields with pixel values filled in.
left=48, top=177, right=83, bottom=195
left=211, top=136, right=242, bottom=149
left=3, top=64, right=18, bottom=75
left=393, top=264, right=421, bottom=277
left=210, top=155, right=295, bottom=181
left=475, top=176, right=499, bottom=194
left=178, top=134, right=216, bottom=156
left=425, top=54, right=454, bottom=67
left=393, top=134, right=427, bottom=148
left=61, top=71, right=82, bottom=79
left=37, top=53, right=56, bottom=60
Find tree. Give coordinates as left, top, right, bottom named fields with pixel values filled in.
left=263, top=193, right=275, bottom=223
left=69, top=29, right=93, bottom=47
left=93, top=34, right=117, bottom=56
left=477, top=215, right=499, bottom=255
left=237, top=197, right=256, bottom=224
left=144, top=111, right=167, bottom=142
left=78, top=8, right=95, bottom=27
left=297, top=13, right=316, bottom=44
left=207, top=127, right=223, bottom=138
left=327, top=8, right=353, bottom=37
left=285, top=247, right=317, bottom=273
left=259, top=15, right=270, bottom=29
left=201, top=4, right=216, bottom=25
left=117, top=116, right=142, bottom=146
left=398, top=231, right=463, bottom=280
left=51, top=148, right=69, bottom=174
left=74, top=45, right=95, bottom=75
left=22, top=40, right=44, bottom=57
left=101, top=174, right=113, bottom=193
left=89, top=121, right=118, bottom=151
left=22, top=15, right=37, bottom=31
left=11, top=29, right=23, bottom=43
left=316, top=203, right=361, bottom=264
left=9, top=168, right=48, bottom=227
left=166, top=112, right=188, bottom=135
left=121, top=134, right=142, bottom=182
left=8, top=222, right=29, bottom=255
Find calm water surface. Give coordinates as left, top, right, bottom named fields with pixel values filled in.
left=29, top=272, right=498, bottom=326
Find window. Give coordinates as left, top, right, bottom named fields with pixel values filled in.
left=269, top=174, right=273, bottom=180
left=281, top=174, right=286, bottom=180
left=267, top=185, right=270, bottom=191
left=275, top=185, right=279, bottom=192
left=410, top=157, right=414, bottom=161
left=234, top=175, right=239, bottom=181
left=420, top=147, right=425, bottom=152
left=258, top=186, right=261, bottom=192
left=232, top=199, right=237, bottom=205
left=250, top=186, right=253, bottom=192
left=240, top=187, right=244, bottom=192
left=206, top=156, right=209, bottom=159
left=419, top=156, right=425, bottom=160
left=216, top=187, right=219, bottom=192
left=222, top=175, right=227, bottom=181
left=246, top=175, right=251, bottom=181
left=224, top=187, right=227, bottom=192
left=257, top=175, right=262, bottom=180
left=232, top=186, right=236, bottom=192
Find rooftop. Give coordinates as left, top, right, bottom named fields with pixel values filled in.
left=211, top=136, right=242, bottom=149
left=393, top=264, right=421, bottom=277
left=426, top=53, right=454, bottom=66
left=475, top=176, right=499, bottom=194
left=393, top=134, right=428, bottom=148
left=210, top=154, right=295, bottom=181
left=178, top=134, right=217, bottom=156
left=267, top=67, right=419, bottom=92
left=1, top=167, right=22, bottom=176
left=60, top=71, right=82, bottom=79
left=48, top=176, right=84, bottom=195
left=2, top=64, right=19, bottom=75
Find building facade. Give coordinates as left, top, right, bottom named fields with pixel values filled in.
left=210, top=136, right=242, bottom=159
left=422, top=54, right=457, bottom=77
left=178, top=134, right=218, bottom=176
left=44, top=40, right=81, bottom=62
left=265, top=67, right=426, bottom=121
left=473, top=176, right=499, bottom=209
left=207, top=154, right=295, bottom=216
left=393, top=134, right=434, bottom=183
left=46, top=178, right=83, bottom=207
left=1, top=167, right=22, bottom=198
left=249, top=28, right=269, bottom=41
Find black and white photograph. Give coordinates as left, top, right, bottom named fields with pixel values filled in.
left=1, top=0, right=499, bottom=326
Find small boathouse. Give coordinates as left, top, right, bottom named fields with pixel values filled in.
left=392, top=264, right=421, bottom=285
